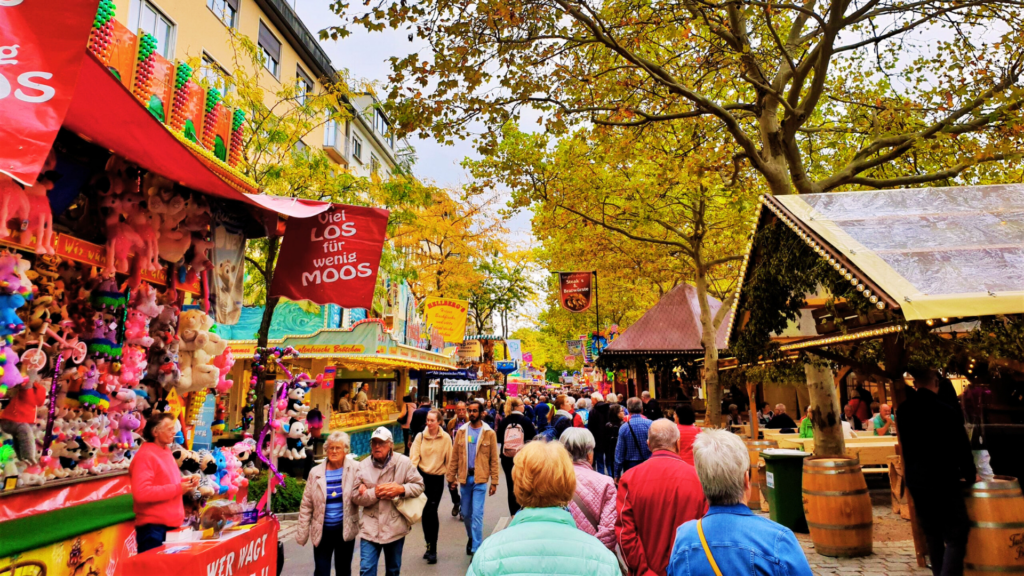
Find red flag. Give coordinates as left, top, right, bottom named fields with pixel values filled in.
left=559, top=271, right=594, bottom=312
left=0, top=0, right=98, bottom=185
left=269, top=204, right=390, bottom=307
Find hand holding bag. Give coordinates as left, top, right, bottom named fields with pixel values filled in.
left=395, top=490, right=428, bottom=524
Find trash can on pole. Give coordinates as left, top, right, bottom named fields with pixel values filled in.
left=761, top=448, right=810, bottom=533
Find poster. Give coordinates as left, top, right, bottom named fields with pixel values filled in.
left=505, top=339, right=523, bottom=363
left=191, top=393, right=216, bottom=451
left=567, top=340, right=583, bottom=356
left=0, top=520, right=136, bottom=576
left=423, top=297, right=469, bottom=344
left=558, top=272, right=593, bottom=313
left=270, top=204, right=390, bottom=307
left=212, top=220, right=245, bottom=325
left=0, top=0, right=99, bottom=185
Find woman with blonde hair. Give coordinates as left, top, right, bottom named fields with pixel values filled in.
left=296, top=431, right=358, bottom=576
left=466, top=441, right=620, bottom=576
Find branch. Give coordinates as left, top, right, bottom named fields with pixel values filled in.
left=843, top=153, right=1020, bottom=188
left=805, top=347, right=889, bottom=380
left=245, top=256, right=267, bottom=278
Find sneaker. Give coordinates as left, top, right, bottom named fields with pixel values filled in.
left=466, top=539, right=473, bottom=556
left=451, top=503, right=460, bottom=517
left=459, top=513, right=464, bottom=521
left=426, top=543, right=437, bottom=565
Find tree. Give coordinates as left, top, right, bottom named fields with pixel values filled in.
left=466, top=249, right=536, bottom=336
left=466, top=123, right=756, bottom=425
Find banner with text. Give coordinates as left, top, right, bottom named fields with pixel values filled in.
left=270, top=204, right=390, bottom=307
left=423, top=297, right=469, bottom=344
left=558, top=272, right=593, bottom=313
left=0, top=1, right=99, bottom=185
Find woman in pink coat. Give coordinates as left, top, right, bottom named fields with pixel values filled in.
left=559, top=427, right=618, bottom=550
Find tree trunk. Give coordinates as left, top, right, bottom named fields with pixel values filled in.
left=695, top=271, right=723, bottom=428
left=747, top=381, right=759, bottom=439
left=254, top=235, right=281, bottom=441
left=805, top=353, right=844, bottom=457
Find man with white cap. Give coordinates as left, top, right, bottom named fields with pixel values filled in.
left=353, top=426, right=425, bottom=576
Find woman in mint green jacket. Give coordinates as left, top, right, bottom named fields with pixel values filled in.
left=466, top=441, right=620, bottom=576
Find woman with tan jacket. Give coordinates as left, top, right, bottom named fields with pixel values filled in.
left=410, top=408, right=452, bottom=564
left=296, top=431, right=359, bottom=576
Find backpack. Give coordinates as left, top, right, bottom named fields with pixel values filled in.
left=503, top=422, right=525, bottom=457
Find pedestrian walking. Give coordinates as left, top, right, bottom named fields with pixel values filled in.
left=408, top=396, right=432, bottom=444
left=410, top=409, right=452, bottom=565
left=574, top=397, right=589, bottom=426
left=447, top=399, right=500, bottom=556
left=130, top=413, right=196, bottom=553
left=352, top=427, right=425, bottom=576
left=534, top=394, right=551, bottom=433
left=397, top=395, right=414, bottom=456
left=466, top=441, right=620, bottom=576
left=667, top=429, right=812, bottom=576
left=604, top=404, right=623, bottom=478
left=559, top=428, right=617, bottom=551
left=446, top=401, right=468, bottom=518
left=297, top=431, right=359, bottom=576
left=586, top=392, right=610, bottom=475
left=617, top=419, right=707, bottom=576
left=496, top=396, right=537, bottom=515
left=615, top=397, right=653, bottom=474
left=551, top=394, right=577, bottom=440
left=900, top=368, right=976, bottom=576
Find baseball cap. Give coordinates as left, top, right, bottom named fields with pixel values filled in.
left=370, top=427, right=393, bottom=442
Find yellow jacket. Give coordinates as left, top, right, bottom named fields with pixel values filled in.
left=410, top=427, right=452, bottom=476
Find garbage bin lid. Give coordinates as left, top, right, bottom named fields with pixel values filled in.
left=762, top=448, right=810, bottom=458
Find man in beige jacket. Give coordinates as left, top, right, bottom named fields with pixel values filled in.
left=447, top=400, right=499, bottom=556
left=353, top=427, right=425, bottom=576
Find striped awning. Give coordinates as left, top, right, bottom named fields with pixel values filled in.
left=442, top=379, right=487, bottom=392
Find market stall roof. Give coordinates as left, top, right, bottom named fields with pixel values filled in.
left=443, top=380, right=483, bottom=392
left=603, top=283, right=731, bottom=356
left=729, top=187, right=1024, bottom=331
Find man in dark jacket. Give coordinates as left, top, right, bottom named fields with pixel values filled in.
left=586, top=392, right=610, bottom=476
left=641, top=391, right=662, bottom=420
left=408, top=397, right=432, bottom=442
left=495, top=397, right=537, bottom=515
left=533, top=395, right=551, bottom=432
left=765, top=403, right=798, bottom=430
left=900, top=368, right=976, bottom=576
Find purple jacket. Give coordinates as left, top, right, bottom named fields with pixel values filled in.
left=568, top=461, right=618, bottom=550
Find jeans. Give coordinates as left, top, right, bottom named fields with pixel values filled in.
left=460, top=476, right=488, bottom=552
left=359, top=538, right=404, bottom=576
left=620, top=459, right=641, bottom=476
left=421, top=470, right=445, bottom=545
left=604, top=449, right=618, bottom=478
left=500, top=455, right=520, bottom=515
left=314, top=524, right=354, bottom=576
left=135, top=524, right=169, bottom=554
left=592, top=450, right=608, bottom=476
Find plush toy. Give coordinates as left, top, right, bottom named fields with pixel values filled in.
left=190, top=234, right=214, bottom=273
left=127, top=202, right=161, bottom=272
left=0, top=254, right=31, bottom=337
left=176, top=310, right=226, bottom=392
left=306, top=408, right=324, bottom=439
left=283, top=418, right=309, bottom=460
left=172, top=445, right=201, bottom=478
left=211, top=347, right=234, bottom=394
left=113, top=412, right=140, bottom=447
left=124, top=310, right=154, bottom=348
left=118, top=345, right=147, bottom=386
left=108, top=387, right=137, bottom=414
left=211, top=399, right=226, bottom=436
left=131, top=283, right=164, bottom=319
left=156, top=344, right=182, bottom=389
left=232, top=438, right=259, bottom=478
left=131, top=382, right=152, bottom=411
left=286, top=385, right=310, bottom=421
left=0, top=343, right=24, bottom=397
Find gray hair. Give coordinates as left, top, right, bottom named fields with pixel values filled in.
left=647, top=418, right=680, bottom=452
left=728, top=404, right=738, bottom=411
left=641, top=391, right=651, bottom=399
left=326, top=431, right=351, bottom=451
left=692, top=428, right=748, bottom=506
left=626, top=397, right=643, bottom=415
left=606, top=393, right=617, bottom=403
left=559, top=427, right=596, bottom=462
left=575, top=397, right=588, bottom=411
left=775, top=403, right=786, bottom=414
left=591, top=392, right=604, bottom=403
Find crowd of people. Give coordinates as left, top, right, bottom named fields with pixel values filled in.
left=286, top=390, right=816, bottom=576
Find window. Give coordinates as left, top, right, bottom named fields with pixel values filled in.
left=352, top=136, right=363, bottom=163
left=293, top=139, right=307, bottom=156
left=206, top=0, right=238, bottom=27
left=258, top=22, right=282, bottom=78
left=296, top=66, right=313, bottom=105
left=370, top=154, right=381, bottom=175
left=200, top=52, right=231, bottom=92
left=373, top=109, right=395, bottom=147
left=136, top=1, right=175, bottom=58
left=324, top=117, right=338, bottom=148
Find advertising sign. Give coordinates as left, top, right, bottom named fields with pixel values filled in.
left=495, top=361, right=518, bottom=375
left=558, top=272, right=593, bottom=313
left=423, top=297, right=469, bottom=344
left=458, top=340, right=482, bottom=359
left=0, top=0, right=99, bottom=185
left=191, top=393, right=216, bottom=451
left=0, top=520, right=136, bottom=576
left=505, top=339, right=523, bottom=362
left=567, top=340, right=583, bottom=356
left=270, top=204, right=390, bottom=307
left=522, top=352, right=533, bottom=364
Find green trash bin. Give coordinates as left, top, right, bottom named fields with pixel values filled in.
left=761, top=448, right=810, bottom=533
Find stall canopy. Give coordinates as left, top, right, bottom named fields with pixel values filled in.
left=411, top=368, right=477, bottom=380
left=443, top=380, right=483, bottom=392
left=601, top=283, right=731, bottom=358
left=755, top=186, right=1023, bottom=321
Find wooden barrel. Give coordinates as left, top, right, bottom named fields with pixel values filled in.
left=746, top=440, right=777, bottom=508
left=965, top=476, right=1024, bottom=575
left=802, top=456, right=873, bottom=557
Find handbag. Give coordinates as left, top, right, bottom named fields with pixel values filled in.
left=571, top=493, right=629, bottom=576
left=697, top=519, right=724, bottom=576
left=395, top=491, right=428, bottom=525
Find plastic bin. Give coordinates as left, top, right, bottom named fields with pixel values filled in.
left=761, top=448, right=810, bottom=533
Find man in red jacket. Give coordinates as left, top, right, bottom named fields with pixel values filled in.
left=615, top=419, right=707, bottom=576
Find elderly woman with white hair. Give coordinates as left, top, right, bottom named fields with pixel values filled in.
left=666, top=429, right=813, bottom=576
left=297, top=430, right=359, bottom=576
left=559, top=428, right=618, bottom=550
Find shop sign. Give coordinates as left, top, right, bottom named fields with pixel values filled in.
left=270, top=204, right=390, bottom=307
left=0, top=0, right=97, bottom=185
left=423, top=297, right=469, bottom=344
left=522, top=352, right=533, bottom=364
left=566, top=340, right=583, bottom=356
left=457, top=340, right=481, bottom=359
left=322, top=365, right=336, bottom=389
left=565, top=355, right=577, bottom=366
left=558, top=272, right=593, bottom=312
left=495, top=360, right=517, bottom=375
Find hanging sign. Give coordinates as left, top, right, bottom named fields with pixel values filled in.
left=270, top=204, right=390, bottom=307
left=567, top=340, right=583, bottom=356
left=558, top=272, right=593, bottom=312
left=495, top=361, right=518, bottom=375
left=423, top=297, right=469, bottom=344
left=505, top=339, right=523, bottom=363
left=522, top=352, right=533, bottom=364
left=0, top=0, right=99, bottom=185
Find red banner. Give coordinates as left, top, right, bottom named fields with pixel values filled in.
left=559, top=271, right=593, bottom=312
left=270, top=204, right=390, bottom=307
left=0, top=472, right=130, bottom=523
left=0, top=0, right=98, bottom=185
left=122, top=517, right=278, bottom=576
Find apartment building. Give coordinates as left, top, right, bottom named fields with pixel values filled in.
left=117, top=0, right=401, bottom=174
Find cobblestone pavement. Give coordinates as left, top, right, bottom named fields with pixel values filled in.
left=798, top=537, right=930, bottom=575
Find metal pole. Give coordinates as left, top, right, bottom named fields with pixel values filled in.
left=594, top=270, right=600, bottom=336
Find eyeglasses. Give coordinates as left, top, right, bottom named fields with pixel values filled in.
left=327, top=447, right=346, bottom=452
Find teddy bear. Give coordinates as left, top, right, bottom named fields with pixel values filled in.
left=118, top=345, right=147, bottom=387
left=156, top=344, right=182, bottom=389
left=176, top=310, right=226, bottom=392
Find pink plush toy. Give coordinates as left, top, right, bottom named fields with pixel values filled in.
left=119, top=345, right=147, bottom=386
left=108, top=387, right=138, bottom=413
left=0, top=175, right=30, bottom=239
left=124, top=310, right=154, bottom=348
left=190, top=234, right=214, bottom=273
left=101, top=195, right=144, bottom=279
left=131, top=283, right=164, bottom=319
left=211, top=347, right=235, bottom=394
left=129, top=208, right=161, bottom=271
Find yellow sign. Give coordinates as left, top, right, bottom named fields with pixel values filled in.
left=423, top=297, right=470, bottom=344
left=165, top=388, right=184, bottom=419
left=458, top=340, right=482, bottom=358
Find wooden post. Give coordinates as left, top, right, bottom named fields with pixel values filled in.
left=747, top=381, right=759, bottom=439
